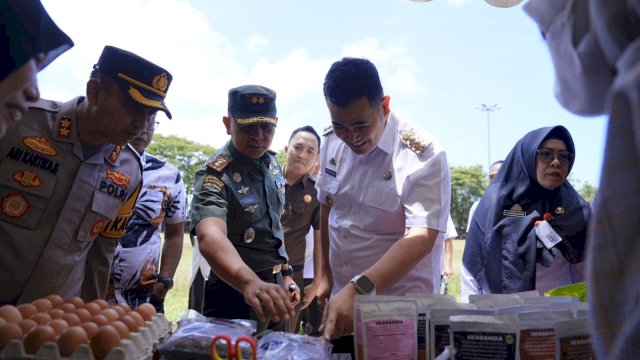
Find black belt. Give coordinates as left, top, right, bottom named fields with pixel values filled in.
left=254, top=264, right=283, bottom=280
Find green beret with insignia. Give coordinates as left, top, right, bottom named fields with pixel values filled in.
left=93, top=45, right=173, bottom=119
left=228, top=84, right=277, bottom=127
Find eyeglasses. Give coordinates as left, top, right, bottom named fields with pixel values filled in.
left=146, top=120, right=159, bottom=131
left=536, top=147, right=574, bottom=166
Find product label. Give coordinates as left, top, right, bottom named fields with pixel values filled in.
left=364, top=318, right=416, bottom=360
left=453, top=331, right=516, bottom=360
left=520, top=328, right=556, bottom=360
left=559, top=334, right=593, bottom=360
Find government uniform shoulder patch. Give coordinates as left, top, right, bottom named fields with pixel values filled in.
left=203, top=174, right=225, bottom=191
left=207, top=155, right=232, bottom=172
left=323, top=125, right=333, bottom=136
left=399, top=129, right=432, bottom=156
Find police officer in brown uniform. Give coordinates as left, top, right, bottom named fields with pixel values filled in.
left=190, top=85, right=299, bottom=332
left=0, top=45, right=173, bottom=305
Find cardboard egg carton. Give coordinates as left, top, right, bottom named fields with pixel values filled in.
left=0, top=313, right=171, bottom=360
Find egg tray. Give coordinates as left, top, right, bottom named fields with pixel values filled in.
left=0, top=313, right=171, bottom=360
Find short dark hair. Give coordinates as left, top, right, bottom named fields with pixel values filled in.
left=323, top=57, right=384, bottom=107
left=289, top=125, right=320, bottom=151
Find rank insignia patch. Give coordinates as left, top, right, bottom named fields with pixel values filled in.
left=2, top=194, right=29, bottom=218
left=207, top=156, right=232, bottom=172
left=203, top=175, right=224, bottom=191
left=109, top=145, right=123, bottom=163
left=57, top=117, right=72, bottom=139
left=106, top=170, right=131, bottom=187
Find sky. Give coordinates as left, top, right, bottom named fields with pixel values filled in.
left=38, top=0, right=607, bottom=186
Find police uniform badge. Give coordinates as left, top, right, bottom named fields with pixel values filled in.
left=108, top=145, right=122, bottom=164
left=233, top=172, right=242, bottom=183
left=555, top=207, right=565, bottom=215
left=23, top=136, right=57, bottom=157
left=1, top=194, right=29, bottom=219
left=13, top=170, right=41, bottom=188
left=383, top=171, right=392, bottom=181
left=304, top=194, right=312, bottom=203
left=56, top=117, right=72, bottom=139
left=244, top=227, right=256, bottom=243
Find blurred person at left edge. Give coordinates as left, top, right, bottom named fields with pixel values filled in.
left=0, top=45, right=174, bottom=305
left=0, top=0, right=74, bottom=137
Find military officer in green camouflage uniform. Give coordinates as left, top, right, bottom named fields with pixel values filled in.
left=0, top=46, right=173, bottom=305
left=191, top=85, right=299, bottom=331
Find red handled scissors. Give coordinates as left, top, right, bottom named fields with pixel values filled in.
left=210, top=334, right=257, bottom=360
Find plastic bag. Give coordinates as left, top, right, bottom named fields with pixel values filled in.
left=257, top=331, right=332, bottom=359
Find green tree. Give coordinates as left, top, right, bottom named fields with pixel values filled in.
left=146, top=134, right=217, bottom=202
left=578, top=182, right=597, bottom=203
left=450, top=165, right=487, bottom=236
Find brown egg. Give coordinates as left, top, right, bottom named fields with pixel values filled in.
left=90, top=324, right=121, bottom=359
left=89, top=314, right=109, bottom=327
left=61, top=313, right=81, bottom=327
left=111, top=305, right=126, bottom=318
left=0, top=322, right=23, bottom=349
left=57, top=326, right=89, bottom=357
left=17, top=319, right=38, bottom=336
left=117, top=315, right=139, bottom=333
left=0, top=305, right=22, bottom=323
left=134, top=303, right=156, bottom=322
left=100, top=308, right=119, bottom=322
left=31, top=298, right=53, bottom=313
left=29, top=312, right=52, bottom=325
left=66, top=297, right=85, bottom=308
left=57, top=303, right=76, bottom=313
left=92, top=299, right=109, bottom=310
left=83, top=302, right=101, bottom=316
left=80, top=322, right=99, bottom=340
left=23, top=325, right=56, bottom=354
left=17, top=303, right=38, bottom=320
left=48, top=308, right=64, bottom=320
left=109, top=321, right=130, bottom=340
left=44, top=294, right=64, bottom=308
left=115, top=303, right=132, bottom=314
left=127, top=311, right=145, bottom=329
left=48, top=318, right=69, bottom=336
left=73, top=308, right=92, bottom=323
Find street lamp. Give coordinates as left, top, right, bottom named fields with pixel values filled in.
left=475, top=103, right=501, bottom=170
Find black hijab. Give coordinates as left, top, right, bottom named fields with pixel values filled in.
left=0, top=0, right=73, bottom=81
left=463, top=126, right=590, bottom=294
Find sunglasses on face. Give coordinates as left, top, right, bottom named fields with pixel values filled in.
left=536, top=147, right=574, bottom=166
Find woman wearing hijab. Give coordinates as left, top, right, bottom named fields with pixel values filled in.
left=0, top=0, right=73, bottom=137
left=461, top=126, right=590, bottom=299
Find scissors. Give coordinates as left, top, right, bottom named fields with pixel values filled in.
left=210, top=334, right=257, bottom=360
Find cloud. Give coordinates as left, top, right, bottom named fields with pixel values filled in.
left=247, top=35, right=271, bottom=54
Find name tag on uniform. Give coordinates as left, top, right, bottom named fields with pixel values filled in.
left=239, top=194, right=257, bottom=208
left=325, top=168, right=337, bottom=177
left=535, top=220, right=562, bottom=249
left=503, top=209, right=526, bottom=217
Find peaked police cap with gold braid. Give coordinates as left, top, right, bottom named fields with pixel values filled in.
left=228, top=84, right=277, bottom=127
left=93, top=45, right=173, bottom=119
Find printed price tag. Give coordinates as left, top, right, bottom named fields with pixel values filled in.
left=534, top=220, right=562, bottom=249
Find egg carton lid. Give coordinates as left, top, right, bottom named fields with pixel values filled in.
left=0, top=313, right=171, bottom=360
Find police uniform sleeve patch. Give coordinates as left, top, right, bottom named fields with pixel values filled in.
left=323, top=124, right=333, bottom=136
left=207, top=155, right=232, bottom=172
left=203, top=174, right=225, bottom=191
left=399, top=129, right=432, bottom=156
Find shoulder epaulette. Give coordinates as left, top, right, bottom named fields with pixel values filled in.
left=323, top=125, right=333, bottom=136
left=207, top=155, right=232, bottom=172
left=28, top=98, right=59, bottom=112
left=399, top=129, right=432, bottom=156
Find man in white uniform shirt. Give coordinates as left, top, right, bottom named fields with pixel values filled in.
left=315, top=58, right=451, bottom=350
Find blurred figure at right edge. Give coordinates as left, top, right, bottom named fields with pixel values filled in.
left=525, top=1, right=640, bottom=357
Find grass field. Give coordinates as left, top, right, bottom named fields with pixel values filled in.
left=163, top=235, right=466, bottom=325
